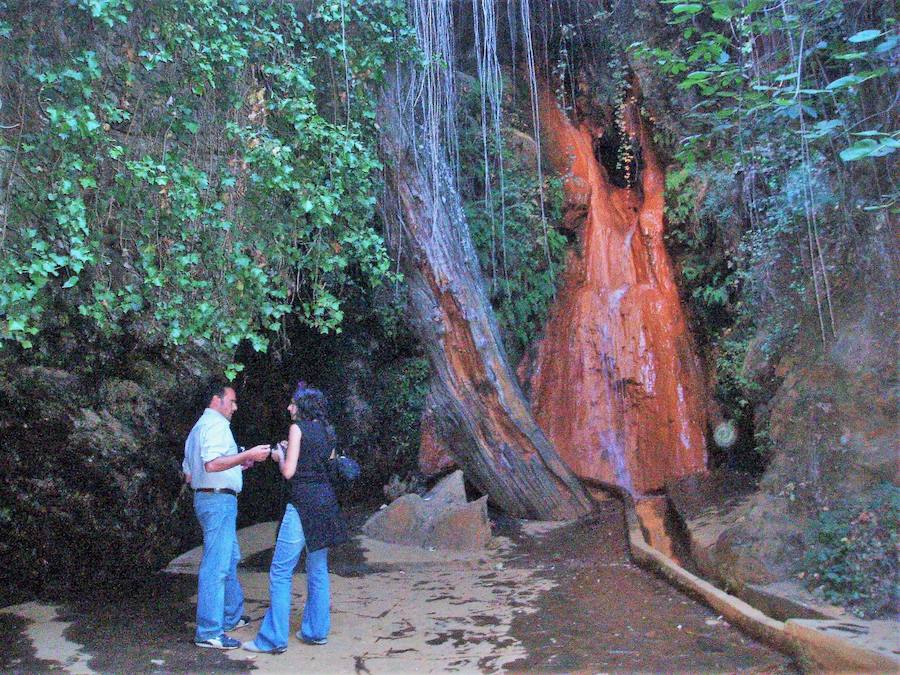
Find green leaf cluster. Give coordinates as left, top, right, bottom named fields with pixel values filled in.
left=632, top=0, right=897, bottom=445
left=0, top=0, right=414, bottom=369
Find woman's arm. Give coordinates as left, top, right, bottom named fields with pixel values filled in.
left=279, top=423, right=301, bottom=480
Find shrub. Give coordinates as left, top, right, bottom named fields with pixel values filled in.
left=801, top=483, right=899, bottom=618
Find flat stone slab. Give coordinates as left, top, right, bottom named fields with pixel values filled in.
left=2, top=508, right=796, bottom=673
left=164, top=521, right=278, bottom=574
left=785, top=618, right=900, bottom=672
left=224, top=551, right=552, bottom=672
left=743, top=580, right=850, bottom=621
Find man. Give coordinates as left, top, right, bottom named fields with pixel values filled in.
left=183, top=381, right=272, bottom=649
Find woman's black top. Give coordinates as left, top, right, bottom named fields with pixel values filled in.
left=287, top=419, right=348, bottom=552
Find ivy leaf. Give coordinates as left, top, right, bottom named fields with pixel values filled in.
left=709, top=1, right=734, bottom=20
left=826, top=69, right=886, bottom=90
left=802, top=119, right=843, bottom=139
left=847, top=29, right=882, bottom=43
left=839, top=138, right=895, bottom=162
left=62, top=276, right=80, bottom=288
left=672, top=4, right=703, bottom=14
left=826, top=74, right=864, bottom=90
left=833, top=51, right=868, bottom=61
left=678, top=70, right=713, bottom=89
left=874, top=36, right=899, bottom=54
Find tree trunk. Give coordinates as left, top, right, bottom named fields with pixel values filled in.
left=376, top=80, right=595, bottom=520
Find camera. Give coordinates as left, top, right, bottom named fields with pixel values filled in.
left=269, top=442, right=285, bottom=462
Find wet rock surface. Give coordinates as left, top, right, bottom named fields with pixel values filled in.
left=718, top=286, right=900, bottom=593
left=666, top=470, right=771, bottom=586
left=519, top=87, right=708, bottom=494
left=502, top=500, right=795, bottom=672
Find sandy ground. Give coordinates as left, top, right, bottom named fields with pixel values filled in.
left=0, top=501, right=795, bottom=673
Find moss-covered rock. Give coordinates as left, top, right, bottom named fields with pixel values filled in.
left=672, top=267, right=898, bottom=613
left=0, top=348, right=216, bottom=604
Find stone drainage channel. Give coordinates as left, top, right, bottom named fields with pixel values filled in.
left=0, top=499, right=895, bottom=672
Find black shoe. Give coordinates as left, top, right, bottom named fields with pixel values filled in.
left=226, top=615, right=252, bottom=630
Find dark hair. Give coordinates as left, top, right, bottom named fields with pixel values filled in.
left=291, top=384, right=336, bottom=447
left=202, top=379, right=231, bottom=407
left=291, top=385, right=328, bottom=421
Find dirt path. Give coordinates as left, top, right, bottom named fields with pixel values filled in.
left=0, top=501, right=795, bottom=673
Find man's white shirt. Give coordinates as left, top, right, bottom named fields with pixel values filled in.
left=182, top=408, right=242, bottom=493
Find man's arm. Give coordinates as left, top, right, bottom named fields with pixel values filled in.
left=204, top=445, right=271, bottom=472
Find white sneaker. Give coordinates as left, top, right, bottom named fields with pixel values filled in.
left=295, top=630, right=327, bottom=645
left=242, top=640, right=287, bottom=654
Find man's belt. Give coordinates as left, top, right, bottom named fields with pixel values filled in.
left=194, top=487, right=238, bottom=496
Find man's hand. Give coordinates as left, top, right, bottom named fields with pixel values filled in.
left=205, top=444, right=273, bottom=472
left=244, top=444, right=271, bottom=462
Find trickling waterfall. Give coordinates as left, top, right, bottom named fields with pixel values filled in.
left=520, top=88, right=708, bottom=495
left=402, top=0, right=708, bottom=496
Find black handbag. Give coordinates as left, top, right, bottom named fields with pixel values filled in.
left=330, top=454, right=360, bottom=482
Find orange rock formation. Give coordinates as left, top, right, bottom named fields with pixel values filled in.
left=519, top=87, right=707, bottom=494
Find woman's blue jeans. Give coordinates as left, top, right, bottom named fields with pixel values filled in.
left=253, top=503, right=330, bottom=650
left=193, top=492, right=244, bottom=641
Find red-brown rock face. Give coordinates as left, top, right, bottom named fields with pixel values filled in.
left=418, top=406, right=457, bottom=478
left=520, top=88, right=707, bottom=494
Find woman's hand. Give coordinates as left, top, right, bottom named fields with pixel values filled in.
left=271, top=440, right=287, bottom=464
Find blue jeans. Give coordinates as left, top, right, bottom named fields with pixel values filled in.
left=193, top=492, right=244, bottom=641
left=253, top=503, right=330, bottom=650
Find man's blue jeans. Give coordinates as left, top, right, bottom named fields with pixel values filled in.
left=194, top=492, right=244, bottom=641
left=253, top=503, right=330, bottom=650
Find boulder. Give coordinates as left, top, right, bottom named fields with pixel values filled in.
left=423, top=467, right=467, bottom=507
left=666, top=470, right=795, bottom=588
left=426, top=496, right=491, bottom=551
left=363, top=470, right=491, bottom=550
left=362, top=493, right=430, bottom=546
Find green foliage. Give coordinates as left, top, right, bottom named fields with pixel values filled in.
left=0, top=0, right=414, bottom=371
left=370, top=355, right=430, bottom=470
left=633, top=0, right=897, bottom=456
left=457, top=85, right=568, bottom=364
left=801, top=484, right=899, bottom=618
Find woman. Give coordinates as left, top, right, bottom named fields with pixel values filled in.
left=243, top=383, right=348, bottom=654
